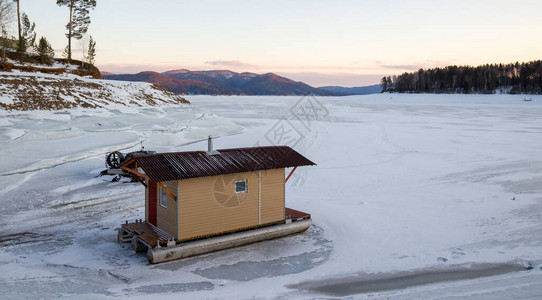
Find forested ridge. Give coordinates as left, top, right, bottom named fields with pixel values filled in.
left=381, top=60, right=542, bottom=94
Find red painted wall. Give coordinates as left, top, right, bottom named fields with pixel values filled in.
left=148, top=180, right=157, bottom=226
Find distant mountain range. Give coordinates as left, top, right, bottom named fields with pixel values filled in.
left=104, top=70, right=344, bottom=96
left=318, top=84, right=382, bottom=95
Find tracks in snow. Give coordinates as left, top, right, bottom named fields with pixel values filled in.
left=0, top=141, right=140, bottom=176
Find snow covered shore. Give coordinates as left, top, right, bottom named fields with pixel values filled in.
left=0, top=71, right=188, bottom=110
left=1, top=93, right=542, bottom=298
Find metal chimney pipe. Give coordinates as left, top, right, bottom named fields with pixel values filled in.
left=207, top=136, right=220, bottom=155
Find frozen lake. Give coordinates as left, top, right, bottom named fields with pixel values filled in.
left=1, top=94, right=542, bottom=298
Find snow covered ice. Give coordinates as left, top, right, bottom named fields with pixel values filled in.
left=1, top=94, right=542, bottom=298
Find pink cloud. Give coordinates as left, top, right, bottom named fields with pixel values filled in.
left=204, top=60, right=257, bottom=69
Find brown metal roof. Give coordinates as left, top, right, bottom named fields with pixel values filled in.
left=127, top=146, right=315, bottom=182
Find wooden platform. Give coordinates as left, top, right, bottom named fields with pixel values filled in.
left=119, top=207, right=310, bottom=249
left=120, top=221, right=174, bottom=248
left=285, top=207, right=311, bottom=220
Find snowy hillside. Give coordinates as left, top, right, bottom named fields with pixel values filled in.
left=0, top=50, right=189, bottom=111
left=0, top=70, right=189, bottom=111
left=1, top=94, right=542, bottom=298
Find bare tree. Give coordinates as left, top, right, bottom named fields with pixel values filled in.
left=0, top=1, right=14, bottom=64
left=0, top=0, right=14, bottom=28
left=78, top=34, right=87, bottom=67
left=12, top=0, right=21, bottom=57
left=1, top=26, right=9, bottom=66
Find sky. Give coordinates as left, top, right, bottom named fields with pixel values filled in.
left=14, top=0, right=542, bottom=87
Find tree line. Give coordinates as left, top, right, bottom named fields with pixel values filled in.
left=381, top=60, right=542, bottom=94
left=0, top=0, right=96, bottom=66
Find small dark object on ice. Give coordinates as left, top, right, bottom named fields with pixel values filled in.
left=437, top=257, right=448, bottom=262
left=517, top=259, right=534, bottom=270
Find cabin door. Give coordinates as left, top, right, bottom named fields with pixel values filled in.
left=148, top=180, right=158, bottom=226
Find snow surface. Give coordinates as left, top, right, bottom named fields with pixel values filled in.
left=1, top=93, right=542, bottom=299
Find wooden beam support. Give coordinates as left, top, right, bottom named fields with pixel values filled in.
left=157, top=182, right=177, bottom=202
left=120, top=166, right=149, bottom=188
left=120, top=166, right=149, bottom=180
left=133, top=174, right=147, bottom=188
left=285, top=166, right=298, bottom=183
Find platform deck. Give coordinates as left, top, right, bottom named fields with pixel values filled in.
left=120, top=207, right=310, bottom=249
left=121, top=221, right=174, bottom=248
left=285, top=207, right=311, bottom=220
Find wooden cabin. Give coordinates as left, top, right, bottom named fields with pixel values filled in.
left=119, top=139, right=315, bottom=243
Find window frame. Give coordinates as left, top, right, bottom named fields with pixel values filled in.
left=159, top=186, right=168, bottom=208
left=235, top=180, right=248, bottom=194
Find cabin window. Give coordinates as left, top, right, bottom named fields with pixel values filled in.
left=235, top=180, right=247, bottom=193
left=160, top=186, right=168, bottom=208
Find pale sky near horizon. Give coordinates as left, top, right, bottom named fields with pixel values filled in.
left=16, top=0, right=542, bottom=87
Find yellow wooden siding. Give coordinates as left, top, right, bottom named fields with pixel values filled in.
left=178, top=171, right=259, bottom=240
left=156, top=180, right=178, bottom=238
left=260, top=168, right=285, bottom=224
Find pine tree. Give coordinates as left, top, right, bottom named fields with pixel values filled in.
left=86, top=35, right=95, bottom=65
left=388, top=76, right=393, bottom=91
left=56, top=0, right=96, bottom=61
left=61, top=44, right=69, bottom=59
left=19, top=12, right=35, bottom=52
left=36, top=36, right=54, bottom=64
left=386, top=61, right=542, bottom=95
left=380, top=76, right=388, bottom=93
